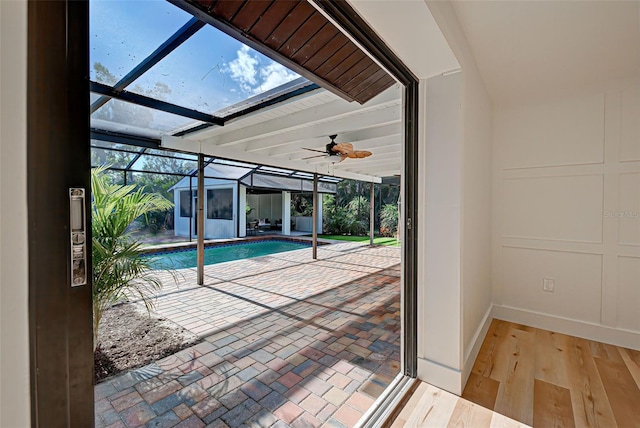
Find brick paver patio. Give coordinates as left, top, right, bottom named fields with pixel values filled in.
left=95, top=242, right=401, bottom=428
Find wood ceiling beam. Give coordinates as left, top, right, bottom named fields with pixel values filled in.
left=194, top=86, right=400, bottom=147
left=235, top=106, right=401, bottom=153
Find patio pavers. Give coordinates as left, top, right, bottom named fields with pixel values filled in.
left=96, top=242, right=400, bottom=428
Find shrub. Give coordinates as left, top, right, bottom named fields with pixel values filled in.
left=91, top=166, right=174, bottom=349
left=379, top=204, right=399, bottom=237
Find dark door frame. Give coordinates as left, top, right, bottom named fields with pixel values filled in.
left=28, top=0, right=94, bottom=425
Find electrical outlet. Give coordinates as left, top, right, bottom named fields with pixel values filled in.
left=543, top=278, right=555, bottom=292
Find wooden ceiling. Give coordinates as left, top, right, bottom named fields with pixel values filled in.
left=178, top=0, right=396, bottom=104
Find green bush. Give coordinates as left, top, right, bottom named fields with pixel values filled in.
left=323, top=195, right=368, bottom=235
left=379, top=204, right=399, bottom=237
left=346, top=196, right=370, bottom=234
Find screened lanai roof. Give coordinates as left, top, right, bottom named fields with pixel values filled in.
left=91, top=139, right=340, bottom=192
left=89, top=0, right=402, bottom=183
left=89, top=0, right=320, bottom=139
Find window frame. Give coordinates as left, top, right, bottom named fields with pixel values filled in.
left=206, top=187, right=233, bottom=220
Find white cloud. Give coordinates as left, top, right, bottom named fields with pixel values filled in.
left=227, top=45, right=258, bottom=93
left=226, top=45, right=299, bottom=95
left=256, top=62, right=298, bottom=94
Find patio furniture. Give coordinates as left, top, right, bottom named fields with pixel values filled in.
left=247, top=220, right=259, bottom=236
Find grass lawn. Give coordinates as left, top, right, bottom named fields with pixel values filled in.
left=318, top=234, right=400, bottom=246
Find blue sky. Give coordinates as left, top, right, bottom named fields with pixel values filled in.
left=90, top=0, right=301, bottom=115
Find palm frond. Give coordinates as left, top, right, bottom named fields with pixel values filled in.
left=91, top=167, right=176, bottom=349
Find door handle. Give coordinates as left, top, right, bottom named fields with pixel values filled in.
left=69, top=188, right=87, bottom=287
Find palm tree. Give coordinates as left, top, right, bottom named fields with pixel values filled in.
left=91, top=166, right=174, bottom=349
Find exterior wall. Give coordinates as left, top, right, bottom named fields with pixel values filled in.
left=492, top=77, right=640, bottom=348
left=292, top=216, right=312, bottom=232
left=204, top=182, right=237, bottom=239
left=173, top=178, right=238, bottom=239
left=292, top=196, right=323, bottom=233
left=317, top=196, right=323, bottom=234
left=239, top=185, right=247, bottom=237
left=281, top=191, right=291, bottom=235
left=0, top=0, right=31, bottom=425
left=173, top=188, right=191, bottom=239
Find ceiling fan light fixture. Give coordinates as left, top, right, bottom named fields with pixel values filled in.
left=302, top=134, right=373, bottom=162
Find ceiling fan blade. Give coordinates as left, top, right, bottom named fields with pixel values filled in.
left=302, top=147, right=327, bottom=153
left=301, top=154, right=326, bottom=160
left=346, top=150, right=373, bottom=159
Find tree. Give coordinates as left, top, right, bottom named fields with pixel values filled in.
left=91, top=166, right=174, bottom=349
left=291, top=193, right=313, bottom=216
left=347, top=196, right=370, bottom=234
left=92, top=62, right=172, bottom=129
left=322, top=179, right=400, bottom=236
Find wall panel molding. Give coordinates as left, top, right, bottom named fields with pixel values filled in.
left=502, top=242, right=604, bottom=255
left=620, top=84, right=640, bottom=161
left=496, top=92, right=605, bottom=169
left=502, top=174, right=604, bottom=244
left=493, top=78, right=640, bottom=337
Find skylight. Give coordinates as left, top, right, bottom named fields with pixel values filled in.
left=126, top=23, right=300, bottom=114
left=89, top=0, right=310, bottom=139
left=90, top=0, right=192, bottom=83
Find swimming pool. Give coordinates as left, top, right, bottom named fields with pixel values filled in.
left=145, top=239, right=311, bottom=269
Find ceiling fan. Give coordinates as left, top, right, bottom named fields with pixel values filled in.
left=302, top=134, right=372, bottom=162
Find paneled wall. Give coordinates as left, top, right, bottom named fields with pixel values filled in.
left=493, top=78, right=640, bottom=342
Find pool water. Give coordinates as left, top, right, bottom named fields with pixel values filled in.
left=145, top=240, right=310, bottom=269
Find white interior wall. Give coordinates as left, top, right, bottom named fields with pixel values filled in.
left=492, top=77, right=640, bottom=348
left=460, top=48, right=494, bottom=381
left=417, top=72, right=463, bottom=393
left=0, top=0, right=31, bottom=425
left=417, top=1, right=494, bottom=395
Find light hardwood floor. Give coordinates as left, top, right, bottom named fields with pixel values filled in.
left=388, top=380, right=529, bottom=427
left=387, top=319, right=640, bottom=427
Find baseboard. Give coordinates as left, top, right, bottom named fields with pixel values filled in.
left=493, top=304, right=640, bottom=351
left=417, top=358, right=462, bottom=396
left=418, top=304, right=494, bottom=396
left=462, top=304, right=494, bottom=387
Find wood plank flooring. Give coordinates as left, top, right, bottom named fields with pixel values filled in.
left=387, top=381, right=529, bottom=427
left=387, top=319, right=640, bottom=427
left=463, top=319, right=640, bottom=427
